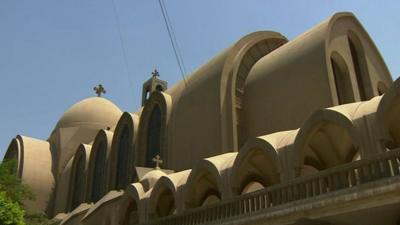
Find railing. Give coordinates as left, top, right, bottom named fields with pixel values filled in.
left=144, top=149, right=400, bottom=225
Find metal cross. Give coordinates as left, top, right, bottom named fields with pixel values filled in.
left=152, top=154, right=163, bottom=169
left=93, top=84, right=106, bottom=97
left=152, top=69, right=160, bottom=77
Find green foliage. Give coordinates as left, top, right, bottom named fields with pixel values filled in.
left=0, top=191, right=25, bottom=225
left=0, top=160, right=34, bottom=205
left=0, top=160, right=59, bottom=225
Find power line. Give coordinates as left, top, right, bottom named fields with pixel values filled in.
left=160, top=0, right=187, bottom=74
left=111, top=0, right=130, bottom=77
left=158, top=0, right=188, bottom=85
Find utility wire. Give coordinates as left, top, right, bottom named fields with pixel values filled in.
left=158, top=0, right=188, bottom=85
left=111, top=0, right=130, bottom=78
left=160, top=0, right=187, bottom=74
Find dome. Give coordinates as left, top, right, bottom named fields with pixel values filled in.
left=55, top=97, right=123, bottom=131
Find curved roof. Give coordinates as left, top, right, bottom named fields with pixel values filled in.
left=139, top=169, right=167, bottom=191
left=54, top=97, right=122, bottom=131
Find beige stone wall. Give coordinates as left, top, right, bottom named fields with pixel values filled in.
left=4, top=136, right=54, bottom=214
left=4, top=11, right=399, bottom=224
left=243, top=13, right=392, bottom=142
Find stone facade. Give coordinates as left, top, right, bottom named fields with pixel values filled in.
left=3, top=12, right=400, bottom=225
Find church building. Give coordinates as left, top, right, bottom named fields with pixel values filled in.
left=4, top=12, right=400, bottom=225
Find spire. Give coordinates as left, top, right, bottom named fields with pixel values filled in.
left=141, top=69, right=168, bottom=106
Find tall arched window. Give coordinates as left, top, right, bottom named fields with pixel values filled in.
left=116, top=125, right=130, bottom=190
left=348, top=33, right=369, bottom=101
left=91, top=142, right=106, bottom=202
left=71, top=154, right=85, bottom=210
left=331, top=52, right=354, bottom=105
left=145, top=105, right=162, bottom=167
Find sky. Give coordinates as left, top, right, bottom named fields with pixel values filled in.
left=0, top=1, right=399, bottom=158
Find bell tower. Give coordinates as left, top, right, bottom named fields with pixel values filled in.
left=141, top=69, right=168, bottom=106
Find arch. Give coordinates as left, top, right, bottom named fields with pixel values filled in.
left=148, top=177, right=177, bottom=219
left=109, top=112, right=139, bottom=191
left=87, top=130, right=113, bottom=203
left=347, top=30, right=370, bottom=101
left=230, top=137, right=281, bottom=195
left=137, top=92, right=172, bottom=167
left=118, top=183, right=146, bottom=225
left=67, top=144, right=91, bottom=211
left=4, top=138, right=23, bottom=177
left=376, top=77, right=400, bottom=149
left=146, top=105, right=162, bottom=166
left=326, top=13, right=392, bottom=102
left=184, top=153, right=236, bottom=209
left=293, top=109, right=360, bottom=176
left=139, top=170, right=167, bottom=192
left=4, top=136, right=54, bottom=214
left=220, top=31, right=288, bottom=151
left=148, top=170, right=189, bottom=219
left=330, top=51, right=354, bottom=104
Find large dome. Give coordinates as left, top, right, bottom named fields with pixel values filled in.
left=55, top=97, right=123, bottom=130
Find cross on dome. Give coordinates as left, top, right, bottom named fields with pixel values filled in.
left=94, top=84, right=106, bottom=97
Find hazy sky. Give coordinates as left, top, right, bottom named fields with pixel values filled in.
left=0, top=1, right=399, bottom=158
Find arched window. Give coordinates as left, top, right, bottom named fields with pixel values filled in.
left=116, top=126, right=130, bottom=190
left=71, top=154, right=85, bottom=210
left=348, top=33, right=369, bottom=101
left=331, top=52, right=354, bottom=104
left=91, top=142, right=106, bottom=202
left=145, top=105, right=162, bottom=167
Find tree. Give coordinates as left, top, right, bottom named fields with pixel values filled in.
left=0, top=191, right=25, bottom=225
left=0, top=160, right=34, bottom=204
left=0, top=160, right=60, bottom=225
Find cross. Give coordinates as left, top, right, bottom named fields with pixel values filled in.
left=152, top=154, right=163, bottom=169
left=152, top=69, right=160, bottom=78
left=93, top=84, right=106, bottom=97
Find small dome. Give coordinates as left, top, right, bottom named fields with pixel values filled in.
left=55, top=97, right=122, bottom=131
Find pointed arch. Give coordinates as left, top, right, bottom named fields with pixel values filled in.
left=137, top=92, right=172, bottom=167
left=117, top=183, right=145, bottom=225
left=347, top=30, right=370, bottom=101
left=330, top=51, right=354, bottom=104
left=109, top=112, right=139, bottom=191
left=4, top=136, right=54, bottom=213
left=87, top=130, right=113, bottom=203
left=184, top=153, right=236, bottom=209
left=220, top=31, right=288, bottom=150
left=148, top=177, right=177, bottom=219
left=148, top=170, right=189, bottom=219
left=67, top=144, right=91, bottom=211
left=293, top=109, right=361, bottom=176
left=230, top=137, right=280, bottom=195
left=326, top=12, right=392, bottom=102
